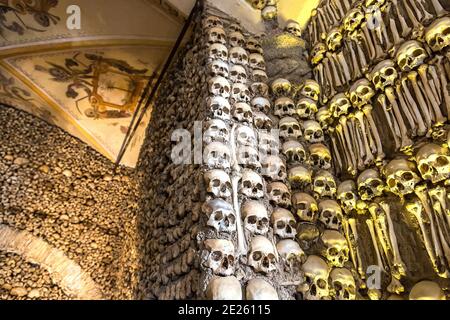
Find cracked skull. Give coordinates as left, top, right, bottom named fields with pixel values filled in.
left=267, top=182, right=291, bottom=208
left=321, top=230, right=349, bottom=268
left=202, top=199, right=236, bottom=233
left=248, top=235, right=277, bottom=274
left=204, top=169, right=232, bottom=199
left=292, top=192, right=318, bottom=222
left=272, top=208, right=297, bottom=239
left=240, top=169, right=265, bottom=199
left=204, top=239, right=235, bottom=276
left=396, top=40, right=428, bottom=72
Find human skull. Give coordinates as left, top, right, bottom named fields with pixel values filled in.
left=236, top=125, right=257, bottom=147
left=229, top=23, right=242, bottom=33
left=299, top=255, right=330, bottom=300
left=208, top=59, right=229, bottom=78
left=229, top=31, right=245, bottom=47
left=232, top=102, right=253, bottom=124
left=313, top=170, right=337, bottom=199
left=242, top=201, right=270, bottom=235
left=259, top=132, right=280, bottom=156
left=230, top=65, right=248, bottom=84
left=415, top=143, right=450, bottom=184
left=207, top=27, right=227, bottom=45
left=300, top=79, right=320, bottom=101
left=318, top=200, right=343, bottom=231
left=261, top=155, right=287, bottom=181
left=357, top=168, right=385, bottom=200
left=249, top=53, right=266, bottom=70
left=309, top=143, right=332, bottom=170
left=311, top=42, right=327, bottom=65
left=250, top=82, right=269, bottom=97
left=246, top=37, right=264, bottom=54
left=288, top=165, right=312, bottom=190
left=209, top=76, right=231, bottom=98
left=349, top=79, right=375, bottom=108
left=329, top=268, right=356, bottom=300
left=384, top=158, right=422, bottom=197
left=272, top=78, right=292, bottom=97
left=240, top=169, right=265, bottom=199
left=272, top=208, right=297, bottom=239
left=279, top=117, right=302, bottom=141
left=251, top=97, right=271, bottom=113
left=285, top=21, right=302, bottom=37
left=370, top=59, right=398, bottom=91
left=202, top=199, right=236, bottom=233
left=208, top=96, right=231, bottom=121
left=262, top=6, right=278, bottom=20
left=395, top=40, right=428, bottom=72
left=343, top=8, right=364, bottom=33
left=208, top=43, right=228, bottom=61
left=297, top=222, right=320, bottom=250
left=253, top=111, right=273, bottom=130
left=246, top=279, right=279, bottom=300
left=409, top=281, right=446, bottom=300
left=276, top=239, right=306, bottom=267
left=248, top=235, right=277, bottom=274
left=229, top=47, right=249, bottom=66
left=267, top=182, right=291, bottom=208
left=282, top=140, right=307, bottom=165
left=326, top=27, right=343, bottom=51
left=204, top=239, right=235, bottom=276
left=303, top=120, right=324, bottom=143
left=321, top=230, right=349, bottom=267
left=329, top=93, right=351, bottom=118
left=236, top=146, right=261, bottom=170
left=204, top=16, right=223, bottom=29
left=204, top=119, right=229, bottom=144
left=337, top=180, right=358, bottom=214
left=207, top=276, right=242, bottom=300
left=274, top=97, right=296, bottom=117
left=296, top=97, right=318, bottom=120
left=316, top=106, right=332, bottom=130
left=204, top=169, right=232, bottom=199
left=231, top=83, right=251, bottom=104
left=250, top=0, right=267, bottom=10
left=292, top=192, right=318, bottom=222
left=252, top=69, right=269, bottom=83
left=204, top=142, right=232, bottom=170
left=425, top=17, right=450, bottom=52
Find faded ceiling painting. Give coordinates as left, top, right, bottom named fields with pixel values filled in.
left=0, top=0, right=184, bottom=167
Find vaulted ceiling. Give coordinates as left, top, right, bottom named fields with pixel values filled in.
left=0, top=0, right=318, bottom=167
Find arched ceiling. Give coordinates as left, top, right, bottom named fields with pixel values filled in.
left=0, top=0, right=318, bottom=167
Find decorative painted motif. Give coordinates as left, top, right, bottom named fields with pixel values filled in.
left=0, top=0, right=60, bottom=39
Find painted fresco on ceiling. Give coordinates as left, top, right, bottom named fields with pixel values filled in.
left=0, top=0, right=60, bottom=40
left=6, top=46, right=166, bottom=164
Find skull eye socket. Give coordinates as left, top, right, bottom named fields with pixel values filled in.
left=247, top=215, right=257, bottom=224
left=276, top=221, right=286, bottom=229
left=419, top=163, right=430, bottom=173
left=252, top=251, right=262, bottom=261
left=214, top=210, right=223, bottom=221
left=436, top=156, right=449, bottom=166
left=385, top=68, right=395, bottom=76
left=212, top=179, right=221, bottom=187
left=317, top=278, right=327, bottom=289
left=387, top=178, right=396, bottom=188
left=315, top=180, right=325, bottom=187
left=401, top=172, right=413, bottom=180
left=412, top=48, right=424, bottom=58
left=210, top=250, right=223, bottom=261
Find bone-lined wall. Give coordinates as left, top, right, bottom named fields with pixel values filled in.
left=302, top=0, right=450, bottom=299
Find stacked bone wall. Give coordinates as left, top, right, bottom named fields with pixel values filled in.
left=304, top=0, right=450, bottom=299
left=0, top=105, right=138, bottom=300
